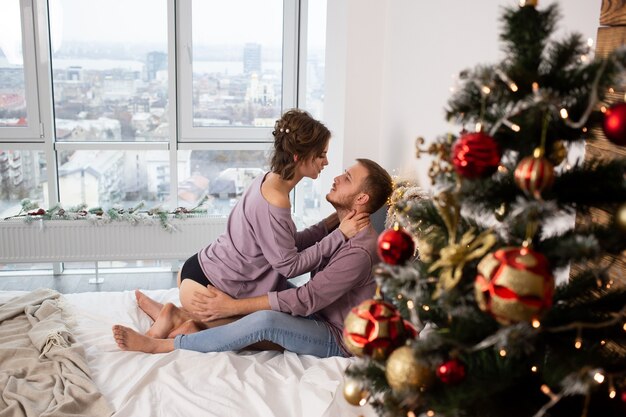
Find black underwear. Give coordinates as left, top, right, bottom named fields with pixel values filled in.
left=180, top=253, right=212, bottom=287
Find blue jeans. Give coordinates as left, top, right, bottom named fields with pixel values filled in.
left=174, top=310, right=345, bottom=358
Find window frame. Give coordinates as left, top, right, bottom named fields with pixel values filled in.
left=176, top=0, right=300, bottom=142
left=0, top=0, right=43, bottom=141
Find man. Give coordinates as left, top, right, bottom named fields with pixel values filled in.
left=112, top=158, right=393, bottom=358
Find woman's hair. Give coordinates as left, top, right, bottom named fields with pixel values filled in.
left=270, top=109, right=331, bottom=180
left=356, top=158, right=393, bottom=214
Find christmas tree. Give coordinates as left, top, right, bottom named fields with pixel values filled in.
left=342, top=2, right=626, bottom=417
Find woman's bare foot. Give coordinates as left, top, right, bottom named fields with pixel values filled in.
left=146, top=303, right=193, bottom=338
left=112, top=325, right=175, bottom=353
left=167, top=319, right=206, bottom=338
left=135, top=290, right=164, bottom=321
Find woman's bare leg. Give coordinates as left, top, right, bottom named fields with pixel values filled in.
left=178, top=278, right=217, bottom=315
left=135, top=290, right=164, bottom=321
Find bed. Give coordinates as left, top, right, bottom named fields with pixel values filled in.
left=0, top=288, right=377, bottom=417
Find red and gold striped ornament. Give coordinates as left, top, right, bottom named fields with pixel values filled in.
left=474, top=246, right=554, bottom=324
left=514, top=148, right=555, bottom=199
left=343, top=299, right=413, bottom=360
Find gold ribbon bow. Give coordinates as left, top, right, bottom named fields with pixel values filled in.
left=428, top=192, right=496, bottom=299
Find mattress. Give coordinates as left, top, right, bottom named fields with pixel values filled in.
left=0, top=288, right=376, bottom=417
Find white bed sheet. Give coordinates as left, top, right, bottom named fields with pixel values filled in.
left=0, top=289, right=376, bottom=417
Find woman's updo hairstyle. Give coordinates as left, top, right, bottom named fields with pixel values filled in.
left=270, top=109, right=330, bottom=180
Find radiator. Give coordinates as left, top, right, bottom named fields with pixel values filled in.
left=0, top=216, right=228, bottom=264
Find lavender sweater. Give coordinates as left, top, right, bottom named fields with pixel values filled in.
left=198, top=173, right=346, bottom=299
left=268, top=224, right=379, bottom=355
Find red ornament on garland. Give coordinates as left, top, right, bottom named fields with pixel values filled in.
left=436, top=358, right=466, bottom=385
left=343, top=299, right=413, bottom=360
left=377, top=225, right=415, bottom=265
left=452, top=132, right=501, bottom=179
left=514, top=149, right=555, bottom=199
left=474, top=246, right=554, bottom=325
left=602, top=102, right=626, bottom=146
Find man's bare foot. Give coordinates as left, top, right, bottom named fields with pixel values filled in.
left=135, top=290, right=164, bottom=321
left=112, top=325, right=175, bottom=353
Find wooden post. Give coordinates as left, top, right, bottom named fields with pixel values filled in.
left=572, top=0, right=626, bottom=281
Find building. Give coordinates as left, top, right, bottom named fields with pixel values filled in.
left=243, top=43, right=261, bottom=75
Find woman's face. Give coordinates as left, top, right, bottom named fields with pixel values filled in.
left=298, top=140, right=329, bottom=180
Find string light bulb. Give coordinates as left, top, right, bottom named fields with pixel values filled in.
left=481, top=86, right=491, bottom=95
left=574, top=328, right=582, bottom=349
left=509, top=83, right=518, bottom=92
left=594, top=372, right=605, bottom=384
left=499, top=349, right=507, bottom=357
left=560, top=108, right=569, bottom=119
left=531, top=365, right=538, bottom=373
left=422, top=305, right=430, bottom=311
left=609, top=377, right=616, bottom=399
left=407, top=412, right=416, bottom=417
left=426, top=410, right=435, bottom=417
left=407, top=300, right=415, bottom=309
left=532, top=319, right=541, bottom=329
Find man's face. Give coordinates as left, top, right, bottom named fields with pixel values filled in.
left=326, top=162, right=368, bottom=210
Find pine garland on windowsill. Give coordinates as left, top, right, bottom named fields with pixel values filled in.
left=2, top=196, right=211, bottom=232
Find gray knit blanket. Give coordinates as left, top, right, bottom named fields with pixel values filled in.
left=0, top=288, right=113, bottom=417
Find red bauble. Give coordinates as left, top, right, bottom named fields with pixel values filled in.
left=475, top=246, right=554, bottom=324
left=377, top=226, right=415, bottom=265
left=452, top=132, right=501, bottom=179
left=514, top=155, right=555, bottom=199
left=603, top=102, right=626, bottom=146
left=343, top=299, right=412, bottom=360
left=436, top=359, right=466, bottom=385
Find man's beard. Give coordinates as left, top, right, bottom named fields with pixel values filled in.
left=326, top=191, right=357, bottom=211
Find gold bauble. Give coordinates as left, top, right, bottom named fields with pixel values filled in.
left=343, top=378, right=369, bottom=406
left=616, top=203, right=626, bottom=234
left=385, top=346, right=434, bottom=392
left=548, top=140, right=567, bottom=166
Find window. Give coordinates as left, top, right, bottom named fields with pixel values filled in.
left=0, top=0, right=329, bottom=272
left=49, top=0, right=169, bottom=143
left=0, top=0, right=41, bottom=139
left=178, top=0, right=296, bottom=141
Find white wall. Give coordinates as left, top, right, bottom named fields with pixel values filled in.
left=325, top=0, right=601, bottom=188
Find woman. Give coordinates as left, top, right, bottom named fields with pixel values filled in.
left=142, top=109, right=368, bottom=337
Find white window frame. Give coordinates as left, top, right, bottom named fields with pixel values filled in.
left=177, top=0, right=300, bottom=142
left=0, top=0, right=43, bottom=141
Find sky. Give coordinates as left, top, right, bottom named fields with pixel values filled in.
left=48, top=0, right=326, bottom=48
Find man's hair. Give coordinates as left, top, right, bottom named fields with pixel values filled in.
left=270, top=109, right=331, bottom=180
left=356, top=158, right=393, bottom=214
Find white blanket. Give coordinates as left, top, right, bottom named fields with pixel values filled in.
left=0, top=289, right=376, bottom=417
